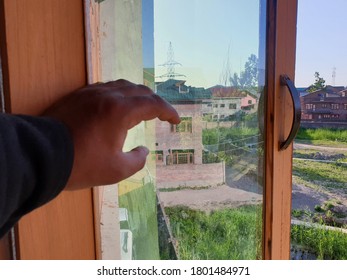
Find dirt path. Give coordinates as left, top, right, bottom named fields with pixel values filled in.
left=292, top=184, right=336, bottom=211
left=158, top=184, right=262, bottom=211
left=294, top=143, right=347, bottom=152
left=158, top=182, right=346, bottom=211
left=158, top=143, right=347, bottom=213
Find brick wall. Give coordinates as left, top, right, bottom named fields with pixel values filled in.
left=156, top=162, right=225, bottom=188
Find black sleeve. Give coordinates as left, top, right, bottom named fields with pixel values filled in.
left=0, top=113, right=74, bottom=238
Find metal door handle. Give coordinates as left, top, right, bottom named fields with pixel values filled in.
left=279, top=75, right=301, bottom=150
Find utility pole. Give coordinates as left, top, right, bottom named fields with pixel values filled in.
left=157, top=42, right=185, bottom=80
left=332, top=66, right=336, bottom=86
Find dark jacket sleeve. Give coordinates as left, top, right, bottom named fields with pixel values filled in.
left=0, top=113, right=74, bottom=238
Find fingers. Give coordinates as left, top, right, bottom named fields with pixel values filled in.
left=103, top=79, right=136, bottom=88
left=98, top=79, right=154, bottom=97
left=120, top=94, right=181, bottom=128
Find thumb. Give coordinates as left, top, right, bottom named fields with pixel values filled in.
left=116, top=146, right=150, bottom=180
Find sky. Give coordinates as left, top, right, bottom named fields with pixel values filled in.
left=295, top=0, right=347, bottom=87
left=149, top=0, right=264, bottom=88
left=143, top=0, right=347, bottom=88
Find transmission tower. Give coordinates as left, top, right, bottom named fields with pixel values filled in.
left=157, top=42, right=185, bottom=79
left=332, top=67, right=336, bottom=86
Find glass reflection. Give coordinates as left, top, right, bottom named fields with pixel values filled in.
left=103, top=0, right=267, bottom=260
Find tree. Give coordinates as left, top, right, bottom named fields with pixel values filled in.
left=243, top=54, right=258, bottom=87
left=307, top=72, right=326, bottom=92
left=229, top=72, right=240, bottom=88
left=229, top=54, right=258, bottom=89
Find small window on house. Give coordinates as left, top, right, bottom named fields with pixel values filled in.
left=248, top=100, right=252, bottom=105
left=171, top=117, right=192, bottom=133
left=305, top=103, right=313, bottom=109
left=220, top=104, right=225, bottom=108
left=229, top=103, right=237, bottom=109
left=213, top=104, right=218, bottom=108
left=344, top=104, right=347, bottom=110
left=166, top=149, right=194, bottom=165
left=322, top=104, right=327, bottom=108
left=152, top=151, right=164, bottom=162
left=331, top=104, right=339, bottom=110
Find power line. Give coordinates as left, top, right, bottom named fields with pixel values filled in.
left=204, top=134, right=261, bottom=147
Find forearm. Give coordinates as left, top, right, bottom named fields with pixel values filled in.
left=0, top=113, right=73, bottom=238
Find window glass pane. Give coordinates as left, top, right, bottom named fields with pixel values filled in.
left=96, top=0, right=266, bottom=260
left=150, top=0, right=266, bottom=259
left=292, top=0, right=347, bottom=260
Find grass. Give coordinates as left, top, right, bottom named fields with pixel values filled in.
left=291, top=141, right=347, bottom=259
left=291, top=224, right=347, bottom=259
left=164, top=205, right=262, bottom=260
left=296, top=128, right=347, bottom=143
left=292, top=159, right=347, bottom=189
left=295, top=128, right=347, bottom=147
left=164, top=205, right=347, bottom=260
left=292, top=209, right=312, bottom=219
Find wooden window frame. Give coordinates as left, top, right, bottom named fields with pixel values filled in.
left=264, top=0, right=298, bottom=259
left=0, top=0, right=96, bottom=259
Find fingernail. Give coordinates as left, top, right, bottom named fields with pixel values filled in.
left=142, top=146, right=150, bottom=155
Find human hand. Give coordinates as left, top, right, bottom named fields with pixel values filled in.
left=43, top=79, right=180, bottom=190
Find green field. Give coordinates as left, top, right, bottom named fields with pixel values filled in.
left=164, top=205, right=347, bottom=260
left=292, top=159, right=347, bottom=189
left=165, top=205, right=262, bottom=260
left=296, top=128, right=347, bottom=146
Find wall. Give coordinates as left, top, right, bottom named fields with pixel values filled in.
left=211, top=98, right=242, bottom=119
left=202, top=121, right=236, bottom=129
left=156, top=162, right=225, bottom=188
left=241, top=94, right=257, bottom=108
